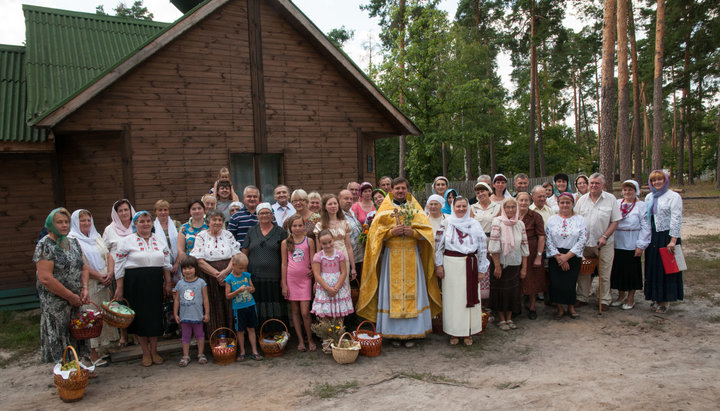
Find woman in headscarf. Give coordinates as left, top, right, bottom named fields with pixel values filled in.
left=470, top=182, right=501, bottom=237
left=644, top=170, right=683, bottom=314
left=432, top=176, right=449, bottom=198
left=177, top=199, right=209, bottom=265
left=574, top=174, right=589, bottom=201
left=102, top=199, right=135, bottom=347
left=434, top=197, right=489, bottom=346
left=546, top=173, right=572, bottom=213
left=425, top=194, right=446, bottom=237
left=441, top=189, right=458, bottom=215
left=610, top=180, right=650, bottom=310
left=69, top=209, right=118, bottom=366
left=490, top=174, right=512, bottom=203
left=154, top=200, right=181, bottom=282
left=34, top=208, right=89, bottom=363
left=545, top=193, right=587, bottom=318
left=364, top=188, right=387, bottom=227
left=488, top=198, right=529, bottom=331
left=114, top=211, right=172, bottom=366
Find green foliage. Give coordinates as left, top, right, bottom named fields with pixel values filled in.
left=96, top=1, right=154, bottom=20
left=326, top=26, right=355, bottom=47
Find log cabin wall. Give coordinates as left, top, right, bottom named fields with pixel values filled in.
left=0, top=154, right=55, bottom=288
left=55, top=0, right=397, bottom=219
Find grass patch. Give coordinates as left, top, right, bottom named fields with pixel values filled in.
left=708, top=315, right=720, bottom=323
left=0, top=310, right=40, bottom=366
left=305, top=381, right=358, bottom=399
left=685, top=253, right=720, bottom=305
left=643, top=318, right=666, bottom=332
left=400, top=371, right=466, bottom=385
left=495, top=380, right=527, bottom=390
left=620, top=319, right=639, bottom=327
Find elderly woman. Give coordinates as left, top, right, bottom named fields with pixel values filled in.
left=69, top=209, right=117, bottom=366
left=351, top=182, right=376, bottom=224
left=242, top=203, right=288, bottom=328
left=308, top=191, right=323, bottom=214
left=102, top=199, right=135, bottom=347
left=610, top=180, right=651, bottom=310
left=545, top=193, right=587, bottom=318
left=177, top=200, right=209, bottom=264
left=490, top=174, right=512, bottom=203
left=488, top=198, right=529, bottom=330
left=434, top=197, right=489, bottom=345
left=291, top=189, right=319, bottom=238
left=433, top=176, right=449, bottom=198
left=425, top=194, right=446, bottom=236
left=516, top=192, right=546, bottom=320
left=190, top=210, right=239, bottom=334
left=644, top=170, right=683, bottom=314
left=154, top=200, right=181, bottom=281
left=441, top=189, right=458, bottom=215
left=114, top=211, right=172, bottom=366
left=34, top=208, right=90, bottom=363
left=546, top=173, right=572, bottom=213
left=575, top=174, right=589, bottom=201
left=229, top=201, right=244, bottom=220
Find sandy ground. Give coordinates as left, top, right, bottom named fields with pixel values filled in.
left=2, top=205, right=720, bottom=410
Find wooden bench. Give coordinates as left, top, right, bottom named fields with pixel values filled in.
left=0, top=287, right=40, bottom=311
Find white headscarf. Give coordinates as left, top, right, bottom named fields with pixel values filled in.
left=424, top=194, right=445, bottom=213
left=444, top=199, right=480, bottom=247
left=256, top=202, right=272, bottom=213
left=445, top=199, right=475, bottom=232
left=109, top=200, right=136, bottom=237
left=622, top=180, right=641, bottom=198
left=69, top=209, right=105, bottom=272
left=154, top=216, right=178, bottom=260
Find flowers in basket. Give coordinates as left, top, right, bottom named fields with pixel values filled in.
left=71, top=310, right=101, bottom=330
left=311, top=318, right=345, bottom=354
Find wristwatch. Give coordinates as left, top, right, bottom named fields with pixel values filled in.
left=536, top=252, right=542, bottom=257
left=602, top=234, right=609, bottom=240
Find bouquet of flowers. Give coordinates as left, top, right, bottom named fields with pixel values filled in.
left=311, top=317, right=345, bottom=354
left=397, top=203, right=417, bottom=226
left=357, top=223, right=370, bottom=246
left=71, top=309, right=101, bottom=330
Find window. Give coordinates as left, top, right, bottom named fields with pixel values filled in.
left=230, top=153, right=283, bottom=201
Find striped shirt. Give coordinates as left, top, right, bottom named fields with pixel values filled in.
left=228, top=207, right=258, bottom=245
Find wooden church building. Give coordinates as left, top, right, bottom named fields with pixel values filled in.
left=0, top=0, right=419, bottom=297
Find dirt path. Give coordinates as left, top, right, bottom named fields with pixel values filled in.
left=3, top=200, right=720, bottom=410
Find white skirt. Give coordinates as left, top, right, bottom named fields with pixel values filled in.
left=442, top=255, right=483, bottom=337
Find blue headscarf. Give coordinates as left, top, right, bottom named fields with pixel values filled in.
left=646, top=170, right=669, bottom=224
left=132, top=210, right=151, bottom=233
left=441, top=189, right=458, bottom=215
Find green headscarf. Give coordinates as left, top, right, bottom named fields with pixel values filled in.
left=45, top=207, right=71, bottom=249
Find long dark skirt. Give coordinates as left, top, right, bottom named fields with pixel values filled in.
left=644, top=223, right=683, bottom=302
left=611, top=249, right=643, bottom=291
left=547, top=249, right=581, bottom=305
left=125, top=266, right=164, bottom=337
left=254, top=275, right=290, bottom=333
left=198, top=259, right=234, bottom=336
left=489, top=264, right=522, bottom=313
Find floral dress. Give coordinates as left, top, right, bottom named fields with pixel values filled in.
left=33, top=236, right=85, bottom=363
left=311, top=250, right=354, bottom=318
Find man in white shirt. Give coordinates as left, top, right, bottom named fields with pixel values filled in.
left=574, top=173, right=621, bottom=309
left=271, top=184, right=295, bottom=228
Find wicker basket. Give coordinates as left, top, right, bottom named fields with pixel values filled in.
left=331, top=332, right=361, bottom=364
left=352, top=320, right=382, bottom=357
left=259, top=319, right=289, bottom=357
left=54, top=345, right=89, bottom=403
left=210, top=327, right=237, bottom=365
left=579, top=257, right=599, bottom=275
left=101, top=298, right=135, bottom=329
left=480, top=311, right=489, bottom=334
left=70, top=301, right=103, bottom=340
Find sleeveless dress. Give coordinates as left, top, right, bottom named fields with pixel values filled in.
left=314, top=220, right=352, bottom=284
left=311, top=250, right=354, bottom=317
left=286, top=237, right=312, bottom=301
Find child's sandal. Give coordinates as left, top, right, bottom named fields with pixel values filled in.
left=197, top=354, right=208, bottom=364
left=178, top=356, right=190, bottom=367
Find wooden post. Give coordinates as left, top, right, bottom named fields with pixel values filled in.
left=248, top=0, right=267, bottom=154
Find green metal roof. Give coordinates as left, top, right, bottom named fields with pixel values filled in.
left=0, top=44, right=47, bottom=142
left=23, top=5, right=169, bottom=125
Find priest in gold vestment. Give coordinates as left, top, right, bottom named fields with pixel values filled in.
left=357, top=178, right=441, bottom=346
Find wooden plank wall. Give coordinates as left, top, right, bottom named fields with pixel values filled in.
left=0, top=154, right=55, bottom=289
left=56, top=0, right=396, bottom=220
left=59, top=132, right=125, bottom=227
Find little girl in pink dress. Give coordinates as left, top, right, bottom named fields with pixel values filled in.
left=311, top=230, right=354, bottom=319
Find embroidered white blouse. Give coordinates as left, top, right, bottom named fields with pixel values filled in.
left=544, top=214, right=587, bottom=258
left=614, top=199, right=651, bottom=251
left=470, top=201, right=501, bottom=234
left=644, top=190, right=682, bottom=238
left=488, top=218, right=530, bottom=268
left=114, top=234, right=172, bottom=279
left=428, top=214, right=446, bottom=240
left=434, top=219, right=490, bottom=273
left=190, top=229, right=241, bottom=262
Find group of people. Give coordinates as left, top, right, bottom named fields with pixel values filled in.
left=34, top=167, right=683, bottom=366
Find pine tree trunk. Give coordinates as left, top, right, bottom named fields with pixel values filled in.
left=534, top=54, right=546, bottom=177
left=442, top=142, right=448, bottom=177
left=572, top=62, right=580, bottom=144
left=678, top=40, right=690, bottom=185
left=641, top=84, right=652, bottom=175
left=716, top=105, right=720, bottom=190
left=617, top=0, right=631, bottom=182
left=594, top=53, right=601, bottom=141
left=528, top=1, right=537, bottom=178
left=651, top=0, right=665, bottom=171
left=629, top=0, right=642, bottom=179
left=600, top=0, right=617, bottom=188
left=398, top=0, right=407, bottom=178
